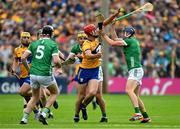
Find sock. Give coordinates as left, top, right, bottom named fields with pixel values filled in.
left=142, top=112, right=149, bottom=118
left=134, top=107, right=141, bottom=114
left=102, top=112, right=106, bottom=118
left=41, top=107, right=50, bottom=118
left=80, top=103, right=86, bottom=109
left=42, top=107, right=50, bottom=114
left=33, top=109, right=39, bottom=114
left=23, top=112, right=29, bottom=119
left=23, top=104, right=27, bottom=108
left=75, top=114, right=79, bottom=117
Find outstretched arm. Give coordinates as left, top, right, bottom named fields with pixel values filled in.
left=101, top=32, right=127, bottom=46
left=84, top=50, right=102, bottom=59
left=61, top=53, right=76, bottom=66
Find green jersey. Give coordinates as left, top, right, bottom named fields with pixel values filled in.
left=123, top=37, right=142, bottom=71
left=28, top=38, right=59, bottom=76
left=70, top=43, right=82, bottom=62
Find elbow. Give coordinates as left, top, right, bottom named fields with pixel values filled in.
left=54, top=59, right=59, bottom=65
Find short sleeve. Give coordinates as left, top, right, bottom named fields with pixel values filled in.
left=52, top=43, right=59, bottom=56
left=27, top=43, right=33, bottom=54
left=70, top=45, right=77, bottom=54
left=123, top=38, right=130, bottom=46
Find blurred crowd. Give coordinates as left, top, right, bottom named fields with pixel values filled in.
left=0, top=0, right=180, bottom=78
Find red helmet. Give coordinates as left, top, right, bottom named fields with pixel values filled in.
left=83, top=24, right=96, bottom=34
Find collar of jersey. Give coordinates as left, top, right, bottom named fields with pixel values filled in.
left=41, top=37, right=50, bottom=39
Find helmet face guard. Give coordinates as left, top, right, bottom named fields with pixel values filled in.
left=123, top=26, right=135, bottom=38
left=42, top=25, right=54, bottom=37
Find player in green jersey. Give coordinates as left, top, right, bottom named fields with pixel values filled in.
left=20, top=25, right=62, bottom=125
left=62, top=31, right=107, bottom=123
left=36, top=29, right=61, bottom=119
left=101, top=24, right=151, bottom=123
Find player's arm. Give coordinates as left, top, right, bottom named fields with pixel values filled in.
left=84, top=49, right=102, bottom=59
left=61, top=53, right=76, bottom=66
left=11, top=56, right=18, bottom=74
left=82, top=41, right=102, bottom=59
left=110, top=23, right=118, bottom=40
left=21, top=50, right=31, bottom=72
left=101, top=29, right=127, bottom=46
left=58, top=50, right=65, bottom=61
left=52, top=54, right=63, bottom=68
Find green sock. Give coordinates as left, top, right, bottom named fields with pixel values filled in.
left=102, top=112, right=106, bottom=117
left=42, top=107, right=50, bottom=114
left=23, top=112, right=29, bottom=119
left=134, top=107, right=141, bottom=114
left=142, top=112, right=149, bottom=118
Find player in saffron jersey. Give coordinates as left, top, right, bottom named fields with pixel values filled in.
left=62, top=31, right=107, bottom=122
left=12, top=32, right=39, bottom=118
left=20, top=25, right=62, bottom=125
left=101, top=24, right=151, bottom=123
left=73, top=24, right=107, bottom=122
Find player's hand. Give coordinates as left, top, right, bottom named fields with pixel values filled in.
left=54, top=67, right=63, bottom=76
left=98, top=29, right=106, bottom=37
left=97, top=52, right=102, bottom=58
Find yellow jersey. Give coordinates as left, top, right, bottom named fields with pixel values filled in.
left=14, top=45, right=32, bottom=78
left=80, top=40, right=101, bottom=69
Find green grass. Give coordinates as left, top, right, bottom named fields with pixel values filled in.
left=0, top=94, right=180, bottom=129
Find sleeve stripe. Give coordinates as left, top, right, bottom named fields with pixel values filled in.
left=52, top=53, right=59, bottom=56
left=70, top=52, right=75, bottom=55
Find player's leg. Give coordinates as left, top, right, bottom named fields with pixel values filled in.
left=20, top=86, right=41, bottom=124
left=134, top=86, right=151, bottom=123
left=80, top=79, right=99, bottom=120
left=19, top=78, right=39, bottom=120
left=74, top=83, right=86, bottom=122
left=39, top=76, right=59, bottom=125
left=96, top=81, right=107, bottom=122
left=44, top=87, right=59, bottom=109
left=39, top=88, right=54, bottom=119
left=19, top=82, right=31, bottom=104
left=92, top=97, right=97, bottom=110
left=125, top=79, right=143, bottom=121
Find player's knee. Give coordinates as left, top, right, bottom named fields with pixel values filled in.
left=19, top=89, right=27, bottom=97
left=125, top=88, right=133, bottom=95
left=88, top=91, right=97, bottom=97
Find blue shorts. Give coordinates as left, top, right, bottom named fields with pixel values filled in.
left=75, top=67, right=100, bottom=84
left=18, top=77, right=30, bottom=87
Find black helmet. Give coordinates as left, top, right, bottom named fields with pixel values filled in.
left=123, top=26, right=135, bottom=37
left=42, top=25, right=54, bottom=37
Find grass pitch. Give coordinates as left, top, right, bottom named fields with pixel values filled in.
left=0, top=94, right=180, bottom=129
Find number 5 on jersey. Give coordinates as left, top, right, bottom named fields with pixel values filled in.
left=35, top=45, right=45, bottom=59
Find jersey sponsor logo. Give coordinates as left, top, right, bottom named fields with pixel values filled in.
left=80, top=78, right=83, bottom=82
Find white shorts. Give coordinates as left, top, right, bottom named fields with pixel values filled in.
left=98, top=66, right=103, bottom=82
left=30, top=75, right=57, bottom=89
left=128, top=67, right=144, bottom=85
